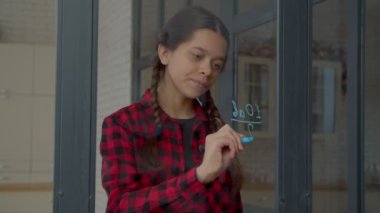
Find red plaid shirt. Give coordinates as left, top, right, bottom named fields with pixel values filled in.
left=100, top=90, right=242, bottom=213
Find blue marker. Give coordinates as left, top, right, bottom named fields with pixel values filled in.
left=241, top=136, right=254, bottom=144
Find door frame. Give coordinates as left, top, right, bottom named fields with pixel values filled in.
left=347, top=0, right=365, bottom=212
left=54, top=0, right=98, bottom=212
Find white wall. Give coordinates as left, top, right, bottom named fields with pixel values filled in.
left=0, top=43, right=56, bottom=213
left=0, top=0, right=56, bottom=45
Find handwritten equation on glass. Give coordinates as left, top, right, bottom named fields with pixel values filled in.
left=231, top=100, right=263, bottom=137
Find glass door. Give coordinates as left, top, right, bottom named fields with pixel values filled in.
left=311, top=0, right=349, bottom=212
left=364, top=0, right=380, bottom=211
left=218, top=1, right=277, bottom=212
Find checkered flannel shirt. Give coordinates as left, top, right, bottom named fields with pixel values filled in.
left=100, top=90, right=242, bottom=213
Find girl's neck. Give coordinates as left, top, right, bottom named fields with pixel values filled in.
left=157, top=85, right=195, bottom=119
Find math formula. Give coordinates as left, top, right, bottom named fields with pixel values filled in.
left=231, top=100, right=262, bottom=137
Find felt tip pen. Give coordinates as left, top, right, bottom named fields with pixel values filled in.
left=241, top=136, right=254, bottom=144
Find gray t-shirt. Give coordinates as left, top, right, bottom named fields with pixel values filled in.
left=176, top=118, right=195, bottom=171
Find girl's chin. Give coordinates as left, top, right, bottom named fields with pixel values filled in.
left=181, top=89, right=205, bottom=99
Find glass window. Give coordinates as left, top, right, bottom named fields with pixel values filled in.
left=236, top=20, right=277, bottom=212
left=237, top=0, right=268, bottom=15
left=312, top=0, right=348, bottom=212
left=165, top=0, right=187, bottom=22
left=364, top=0, right=380, bottom=211
left=192, top=0, right=220, bottom=16
left=140, top=0, right=160, bottom=57
left=139, top=66, right=153, bottom=98
left=312, top=63, right=338, bottom=134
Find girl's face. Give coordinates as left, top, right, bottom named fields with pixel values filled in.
left=158, top=29, right=228, bottom=99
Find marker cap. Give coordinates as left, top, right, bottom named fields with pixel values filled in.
left=241, top=136, right=254, bottom=144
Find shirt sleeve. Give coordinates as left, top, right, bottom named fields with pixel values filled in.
left=100, top=115, right=207, bottom=213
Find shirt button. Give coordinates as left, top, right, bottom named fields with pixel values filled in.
left=198, top=145, right=205, bottom=153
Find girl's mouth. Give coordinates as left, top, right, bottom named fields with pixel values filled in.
left=192, top=79, right=208, bottom=89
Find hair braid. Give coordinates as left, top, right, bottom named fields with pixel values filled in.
left=205, top=90, right=224, bottom=132
left=136, top=55, right=165, bottom=171
left=151, top=55, right=164, bottom=127
left=205, top=90, right=244, bottom=191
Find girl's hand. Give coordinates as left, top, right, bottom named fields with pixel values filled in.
left=196, top=124, right=243, bottom=184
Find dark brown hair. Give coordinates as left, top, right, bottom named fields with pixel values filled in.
left=141, top=6, right=243, bottom=190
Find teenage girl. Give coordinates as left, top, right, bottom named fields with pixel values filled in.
left=100, top=6, right=244, bottom=212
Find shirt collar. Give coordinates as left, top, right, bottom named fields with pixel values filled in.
left=141, top=89, right=208, bottom=123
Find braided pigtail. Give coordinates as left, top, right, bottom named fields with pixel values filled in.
left=205, top=91, right=244, bottom=191
left=204, top=90, right=224, bottom=132
left=137, top=54, right=164, bottom=171
left=151, top=55, right=164, bottom=128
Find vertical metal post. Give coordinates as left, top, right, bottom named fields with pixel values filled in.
left=347, top=0, right=365, bottom=212
left=277, top=0, right=312, bottom=212
left=54, top=0, right=98, bottom=212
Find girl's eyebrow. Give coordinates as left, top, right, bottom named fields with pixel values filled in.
left=192, top=47, right=226, bottom=61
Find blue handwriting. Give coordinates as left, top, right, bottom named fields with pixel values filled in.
left=231, top=100, right=262, bottom=137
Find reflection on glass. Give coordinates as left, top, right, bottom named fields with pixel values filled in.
left=238, top=58, right=270, bottom=132
left=236, top=21, right=276, bottom=212
left=365, top=0, right=380, bottom=211
left=140, top=0, right=159, bottom=57
left=0, top=1, right=56, bottom=212
left=312, top=0, right=348, bottom=212
left=237, top=0, right=268, bottom=15
left=165, top=0, right=187, bottom=22
left=140, top=66, right=153, bottom=98
left=192, top=0, right=220, bottom=16
left=312, top=64, right=337, bottom=134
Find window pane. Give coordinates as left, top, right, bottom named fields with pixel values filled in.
left=140, top=0, right=159, bottom=57
left=236, top=20, right=277, bottom=212
left=312, top=64, right=337, bottom=134
left=140, top=66, right=153, bottom=98
left=237, top=0, right=268, bottom=15
left=365, top=0, right=380, bottom=211
left=312, top=0, right=348, bottom=212
left=165, top=0, right=187, bottom=22
left=192, top=0, right=220, bottom=16
left=0, top=0, right=56, bottom=212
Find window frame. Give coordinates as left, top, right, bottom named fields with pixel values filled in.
left=53, top=0, right=98, bottom=212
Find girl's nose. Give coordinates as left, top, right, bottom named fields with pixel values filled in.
left=200, top=62, right=212, bottom=76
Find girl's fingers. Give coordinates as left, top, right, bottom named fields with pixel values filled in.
left=219, top=124, right=243, bottom=152
left=227, top=134, right=238, bottom=156
left=232, top=131, right=244, bottom=151
left=217, top=133, right=236, bottom=157
left=225, top=126, right=243, bottom=152
left=229, top=131, right=241, bottom=153
left=209, top=124, right=244, bottom=162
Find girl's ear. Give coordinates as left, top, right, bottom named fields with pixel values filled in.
left=158, top=44, right=170, bottom=65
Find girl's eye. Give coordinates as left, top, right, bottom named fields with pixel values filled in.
left=191, top=53, right=203, bottom=60
left=213, top=63, right=223, bottom=71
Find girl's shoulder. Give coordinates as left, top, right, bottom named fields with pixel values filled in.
left=109, top=89, right=154, bottom=119
left=103, top=99, right=156, bottom=136
left=108, top=98, right=153, bottom=122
